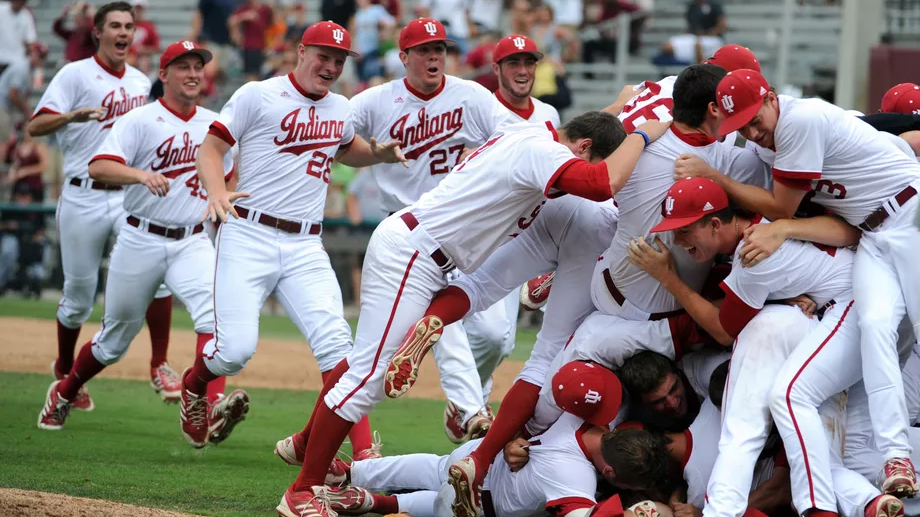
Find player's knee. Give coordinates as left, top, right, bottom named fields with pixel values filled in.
left=209, top=330, right=259, bottom=375
left=314, top=341, right=351, bottom=373
left=768, top=376, right=796, bottom=418
left=467, top=319, right=511, bottom=348
left=59, top=278, right=97, bottom=326
left=91, top=342, right=128, bottom=366
left=192, top=312, right=215, bottom=335
left=857, top=309, right=900, bottom=339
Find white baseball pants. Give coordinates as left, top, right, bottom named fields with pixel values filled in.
left=91, top=222, right=214, bottom=364
left=202, top=217, right=353, bottom=376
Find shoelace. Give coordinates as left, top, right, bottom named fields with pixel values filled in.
left=157, top=364, right=180, bottom=387
left=185, top=394, right=209, bottom=428
left=879, top=458, right=916, bottom=487
left=296, top=487, right=337, bottom=517
left=530, top=272, right=555, bottom=297
left=49, top=396, right=71, bottom=422
left=340, top=430, right=384, bottom=462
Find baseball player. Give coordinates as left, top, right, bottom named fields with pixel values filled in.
left=37, top=41, right=249, bottom=447
left=181, top=22, right=406, bottom=453
left=881, top=83, right=920, bottom=116
left=689, top=68, right=920, bottom=497
left=28, top=1, right=178, bottom=412
left=281, top=110, right=671, bottom=516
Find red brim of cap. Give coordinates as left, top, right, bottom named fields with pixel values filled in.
left=650, top=214, right=706, bottom=233
left=163, top=48, right=213, bottom=69
left=307, top=43, right=360, bottom=57
left=497, top=50, right=545, bottom=63
left=401, top=36, right=457, bottom=52
left=718, top=100, right=762, bottom=137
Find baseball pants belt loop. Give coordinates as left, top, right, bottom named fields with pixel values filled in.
left=602, top=267, right=685, bottom=321
left=69, top=177, right=123, bottom=191
left=815, top=298, right=838, bottom=321
left=858, top=185, right=917, bottom=232
left=400, top=212, right=456, bottom=274
left=235, top=206, right=322, bottom=235
left=126, top=215, right=204, bottom=240
left=480, top=490, right=497, bottom=517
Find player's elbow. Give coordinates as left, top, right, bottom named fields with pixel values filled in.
left=88, top=160, right=106, bottom=180
left=27, top=118, right=46, bottom=137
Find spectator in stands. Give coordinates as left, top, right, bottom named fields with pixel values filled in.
left=686, top=0, right=726, bottom=37
left=0, top=43, right=46, bottom=145
left=416, top=0, right=473, bottom=54
left=652, top=33, right=722, bottom=66
left=373, top=0, right=401, bottom=19
left=229, top=0, right=274, bottom=81
left=128, top=0, right=160, bottom=75
left=351, top=0, right=396, bottom=84
left=0, top=182, right=49, bottom=298
left=530, top=3, right=578, bottom=63
left=278, top=0, right=307, bottom=40
left=53, top=2, right=97, bottom=64
left=264, top=47, right=297, bottom=79
left=582, top=0, right=644, bottom=64
left=190, top=0, right=239, bottom=77
left=0, top=0, right=37, bottom=76
left=509, top=0, right=536, bottom=35
left=463, top=30, right=499, bottom=91
left=469, top=0, right=502, bottom=34
left=381, top=26, right=405, bottom=80
left=3, top=129, right=48, bottom=203
left=345, top=169, right=385, bottom=306
left=322, top=0, right=356, bottom=30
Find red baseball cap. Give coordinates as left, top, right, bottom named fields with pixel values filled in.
left=159, top=40, right=212, bottom=70
left=552, top=361, right=623, bottom=427
left=881, top=83, right=920, bottom=114
left=715, top=68, right=771, bottom=137
left=651, top=177, right=729, bottom=233
left=301, top=21, right=360, bottom=57
left=399, top=18, right=455, bottom=51
left=492, top=34, right=543, bottom=63
left=704, top=45, right=760, bottom=73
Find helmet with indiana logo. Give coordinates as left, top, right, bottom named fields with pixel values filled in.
left=650, top=177, right=729, bottom=233
left=301, top=21, right=360, bottom=57
left=492, top=34, right=544, bottom=64
left=551, top=361, right=623, bottom=426
left=714, top=68, right=771, bottom=137
left=398, top=18, right=456, bottom=51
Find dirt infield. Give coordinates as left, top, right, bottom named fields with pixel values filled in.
left=0, top=316, right=522, bottom=401
left=0, top=488, right=207, bottom=517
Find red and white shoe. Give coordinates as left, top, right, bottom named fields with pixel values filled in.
left=150, top=362, right=182, bottom=403
left=880, top=457, right=919, bottom=498
left=466, top=412, right=492, bottom=441
left=277, top=485, right=337, bottom=517
left=209, top=389, right=249, bottom=444
left=51, top=360, right=93, bottom=411
left=444, top=401, right=467, bottom=444
left=326, top=486, right=374, bottom=515
left=179, top=368, right=209, bottom=448
left=352, top=431, right=383, bottom=461
left=865, top=494, right=904, bottom=517
left=448, top=455, right=485, bottom=517
left=273, top=434, right=351, bottom=486
left=384, top=315, right=443, bottom=398
left=520, top=272, right=555, bottom=311
left=38, top=380, right=72, bottom=430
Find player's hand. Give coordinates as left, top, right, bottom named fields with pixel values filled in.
left=369, top=137, right=409, bottom=168
left=673, top=153, right=717, bottom=181
left=739, top=222, right=785, bottom=267
left=605, top=83, right=646, bottom=115
left=627, top=236, right=675, bottom=280
left=635, top=118, right=672, bottom=142
left=671, top=502, right=701, bottom=517
left=141, top=172, right=170, bottom=197
left=68, top=107, right=105, bottom=123
left=503, top=437, right=531, bottom=472
left=784, top=294, right=817, bottom=319
left=458, top=147, right=474, bottom=163
left=204, top=190, right=250, bottom=223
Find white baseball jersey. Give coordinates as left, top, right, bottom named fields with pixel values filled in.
left=32, top=55, right=150, bottom=180
left=411, top=122, right=576, bottom=273
left=209, top=73, right=355, bottom=221
left=92, top=99, right=234, bottom=226
left=768, top=95, right=920, bottom=226
left=349, top=76, right=496, bottom=213
left=492, top=91, right=561, bottom=131
left=487, top=412, right=599, bottom=517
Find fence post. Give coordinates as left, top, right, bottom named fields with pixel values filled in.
left=775, top=0, right=796, bottom=91
left=615, top=13, right=631, bottom=88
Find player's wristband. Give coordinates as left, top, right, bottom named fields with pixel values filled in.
left=633, top=130, right=650, bottom=148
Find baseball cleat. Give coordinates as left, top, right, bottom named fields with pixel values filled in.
left=209, top=388, right=249, bottom=444
left=51, top=360, right=94, bottom=411
left=865, top=494, right=904, bottom=517
left=444, top=401, right=467, bottom=444
left=150, top=362, right=182, bottom=403
left=277, top=485, right=337, bottom=517
left=37, top=380, right=71, bottom=430
left=275, top=433, right=306, bottom=466
left=352, top=430, right=383, bottom=461
left=520, top=272, right=555, bottom=310
left=326, top=486, right=374, bottom=515
left=448, top=455, right=484, bottom=517
left=384, top=315, right=443, bottom=398
left=466, top=412, right=492, bottom=441
left=179, top=368, right=209, bottom=448
left=880, top=457, right=919, bottom=498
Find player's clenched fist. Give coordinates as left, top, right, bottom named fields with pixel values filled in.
left=68, top=107, right=105, bottom=123
left=502, top=437, right=531, bottom=472
left=369, top=137, right=409, bottom=168
left=738, top=221, right=785, bottom=267
left=140, top=172, right=170, bottom=197
left=673, top=153, right=717, bottom=181
left=627, top=236, right=676, bottom=281
left=204, top=190, right=250, bottom=223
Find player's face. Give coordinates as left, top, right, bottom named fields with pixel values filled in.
left=496, top=55, right=537, bottom=99
left=672, top=220, right=720, bottom=263
left=95, top=10, right=136, bottom=65
left=739, top=94, right=780, bottom=150
left=402, top=43, right=447, bottom=91
left=640, top=372, right=688, bottom=418
left=299, top=45, right=347, bottom=95
left=162, top=55, right=205, bottom=101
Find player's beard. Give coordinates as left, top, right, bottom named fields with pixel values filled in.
left=500, top=73, right=533, bottom=100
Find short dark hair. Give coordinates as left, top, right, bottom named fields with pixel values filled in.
left=696, top=206, right=734, bottom=227
left=601, top=428, right=672, bottom=489
left=560, top=111, right=628, bottom=162
left=620, top=351, right=679, bottom=398
left=672, top=64, right=727, bottom=127
left=708, top=359, right=730, bottom=408
left=94, top=2, right=135, bottom=33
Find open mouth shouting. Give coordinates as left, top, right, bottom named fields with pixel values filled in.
left=114, top=41, right=130, bottom=54
left=684, top=245, right=698, bottom=258
left=426, top=65, right=440, bottom=78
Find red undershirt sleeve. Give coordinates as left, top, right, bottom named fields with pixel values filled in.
left=551, top=161, right=612, bottom=202
left=718, top=282, right=762, bottom=339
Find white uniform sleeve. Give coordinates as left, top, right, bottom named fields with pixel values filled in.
left=720, top=252, right=781, bottom=310
left=349, top=87, right=374, bottom=139
left=542, top=466, right=597, bottom=516
left=772, top=109, right=828, bottom=180
left=722, top=146, right=772, bottom=189
left=33, top=64, right=78, bottom=117
left=210, top=82, right=262, bottom=146
left=90, top=112, right=138, bottom=166
left=340, top=104, right=356, bottom=147
left=549, top=106, right=561, bottom=129
left=515, top=139, right=581, bottom=197
left=470, top=80, right=503, bottom=140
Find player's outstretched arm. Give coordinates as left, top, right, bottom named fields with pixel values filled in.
left=28, top=107, right=105, bottom=137
left=738, top=215, right=860, bottom=267
left=336, top=135, right=408, bottom=168
left=89, top=158, right=169, bottom=197
left=602, top=83, right=647, bottom=116
left=197, top=134, right=248, bottom=222
left=606, top=119, right=672, bottom=196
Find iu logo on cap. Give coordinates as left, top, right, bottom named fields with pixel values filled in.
left=721, top=95, right=735, bottom=114
left=182, top=40, right=195, bottom=50
left=664, top=196, right=676, bottom=215
left=584, top=390, right=602, bottom=404
left=513, top=36, right=526, bottom=49
left=332, top=28, right=345, bottom=44
left=424, top=21, right=438, bottom=36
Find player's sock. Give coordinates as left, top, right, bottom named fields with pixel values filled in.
left=58, top=343, right=106, bottom=400
left=293, top=403, right=353, bottom=491
left=56, top=319, right=81, bottom=373
left=424, top=286, right=471, bottom=325
left=298, top=359, right=349, bottom=443
left=146, top=295, right=173, bottom=368
left=371, top=494, right=398, bottom=514
left=470, top=380, right=541, bottom=465
left=185, top=336, right=218, bottom=395
left=195, top=332, right=226, bottom=404
left=348, top=415, right=374, bottom=455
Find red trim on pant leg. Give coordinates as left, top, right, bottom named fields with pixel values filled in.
left=206, top=226, right=224, bottom=360
left=785, top=301, right=853, bottom=510
left=333, top=251, right=420, bottom=411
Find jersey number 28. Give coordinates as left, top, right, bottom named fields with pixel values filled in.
left=306, top=150, right=334, bottom=183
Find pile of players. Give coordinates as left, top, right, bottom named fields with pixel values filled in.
left=30, top=1, right=920, bottom=517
